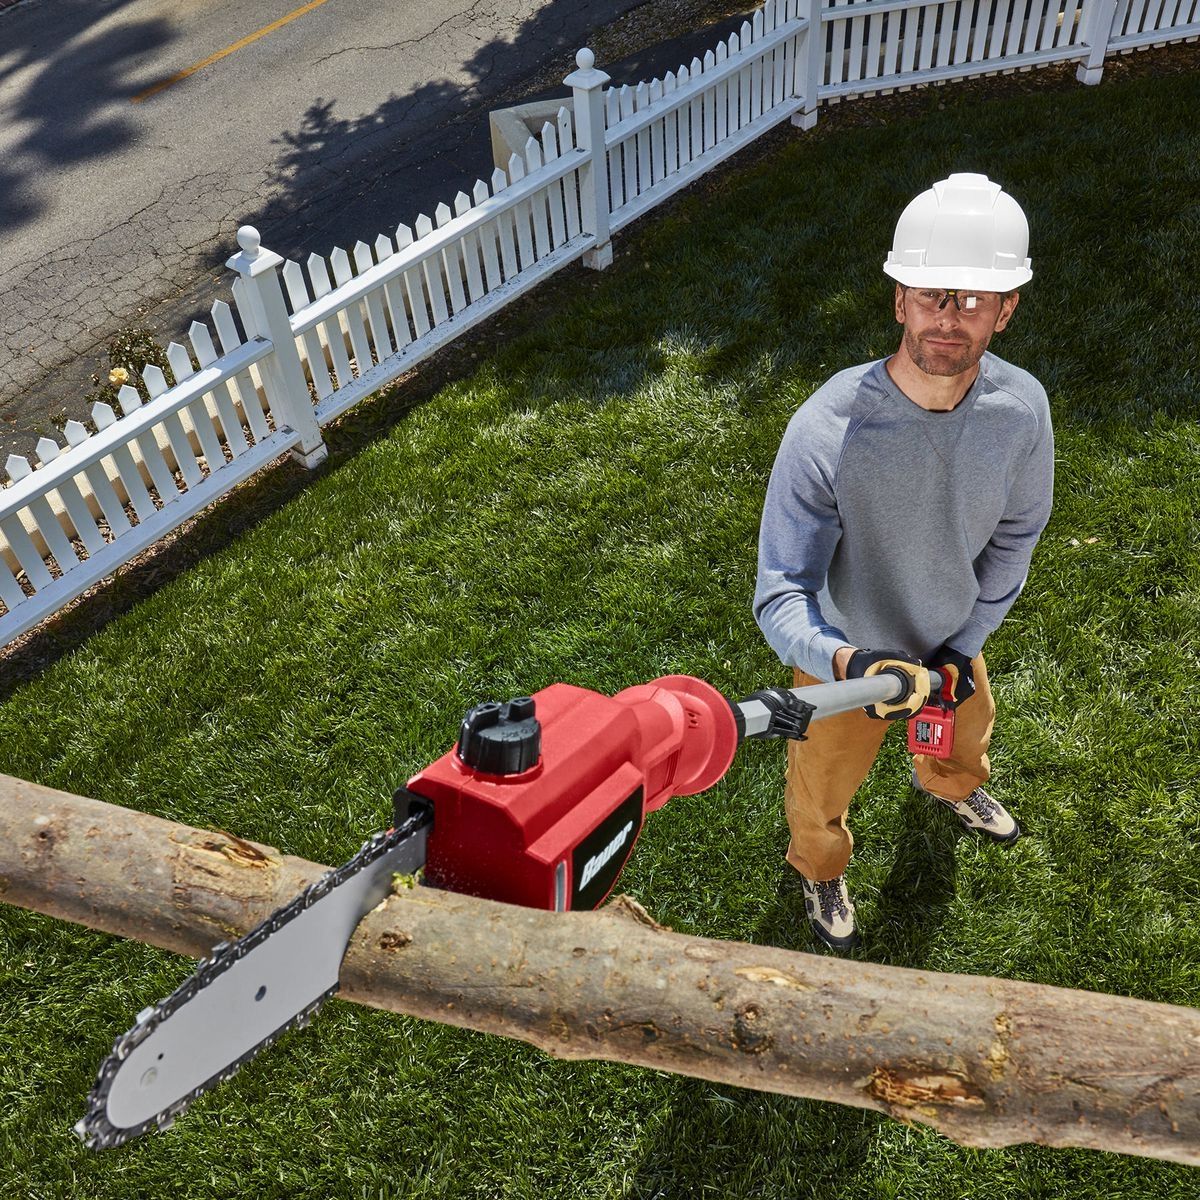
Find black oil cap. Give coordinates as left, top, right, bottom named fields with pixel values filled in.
left=456, top=696, right=541, bottom=775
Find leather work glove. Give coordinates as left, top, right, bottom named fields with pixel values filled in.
left=927, top=645, right=976, bottom=710
left=844, top=648, right=930, bottom=720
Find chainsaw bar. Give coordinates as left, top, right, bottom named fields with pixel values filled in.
left=74, top=805, right=432, bottom=1150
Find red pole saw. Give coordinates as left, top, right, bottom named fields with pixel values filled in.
left=76, top=666, right=944, bottom=1149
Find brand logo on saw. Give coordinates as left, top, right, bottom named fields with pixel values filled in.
left=579, top=820, right=634, bottom=890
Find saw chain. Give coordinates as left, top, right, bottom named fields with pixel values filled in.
left=74, top=805, right=433, bottom=1150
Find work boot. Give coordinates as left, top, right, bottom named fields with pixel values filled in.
left=800, top=874, right=860, bottom=951
left=912, top=767, right=1020, bottom=843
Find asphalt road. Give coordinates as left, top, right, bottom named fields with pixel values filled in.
left=1, top=0, right=746, bottom=460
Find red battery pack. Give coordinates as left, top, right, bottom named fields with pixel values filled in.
left=908, top=703, right=955, bottom=759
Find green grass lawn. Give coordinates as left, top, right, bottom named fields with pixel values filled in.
left=2, top=60, right=1199, bottom=1200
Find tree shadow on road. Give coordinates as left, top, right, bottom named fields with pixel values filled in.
left=0, top=0, right=172, bottom=233
left=244, top=1, right=756, bottom=263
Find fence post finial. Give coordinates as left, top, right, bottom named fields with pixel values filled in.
left=236, top=225, right=262, bottom=257
left=226, top=226, right=328, bottom=470
left=564, top=48, right=613, bottom=271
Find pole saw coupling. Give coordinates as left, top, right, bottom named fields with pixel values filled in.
left=733, top=686, right=817, bottom=741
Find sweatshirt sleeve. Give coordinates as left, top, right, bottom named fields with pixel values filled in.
left=945, top=401, right=1055, bottom=658
left=753, top=409, right=852, bottom=681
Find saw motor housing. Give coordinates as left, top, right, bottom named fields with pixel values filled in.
left=396, top=676, right=739, bottom=911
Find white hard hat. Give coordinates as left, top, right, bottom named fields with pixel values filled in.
left=883, top=173, right=1032, bottom=291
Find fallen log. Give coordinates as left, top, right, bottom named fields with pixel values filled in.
left=2, top=772, right=1198, bottom=1166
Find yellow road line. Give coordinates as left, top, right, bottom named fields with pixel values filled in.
left=131, top=0, right=334, bottom=104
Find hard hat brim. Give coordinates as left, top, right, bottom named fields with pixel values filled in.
left=883, top=262, right=1032, bottom=291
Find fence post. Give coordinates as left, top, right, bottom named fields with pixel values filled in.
left=564, top=48, right=613, bottom=271
left=225, top=226, right=328, bottom=469
left=791, top=0, right=824, bottom=130
left=1075, top=0, right=1120, bottom=84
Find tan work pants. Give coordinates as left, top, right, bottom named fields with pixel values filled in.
left=784, top=654, right=994, bottom=882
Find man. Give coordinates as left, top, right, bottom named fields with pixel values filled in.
left=753, top=173, right=1054, bottom=951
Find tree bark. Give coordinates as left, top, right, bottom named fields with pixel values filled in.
left=2, top=772, right=1198, bottom=1166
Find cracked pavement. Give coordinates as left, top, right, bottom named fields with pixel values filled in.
left=2, top=0, right=750, bottom=461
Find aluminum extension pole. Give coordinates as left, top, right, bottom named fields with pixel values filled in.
left=735, top=669, right=945, bottom=739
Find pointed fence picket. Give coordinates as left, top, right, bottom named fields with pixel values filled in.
left=604, top=6, right=809, bottom=234
left=190, top=321, right=252, bottom=456
left=277, top=115, right=596, bottom=427
left=523, top=141, right=553, bottom=258
left=375, top=232, right=417, bottom=353
left=506, top=156, right=537, bottom=274
left=558, top=108, right=583, bottom=241
left=0, top=333, right=296, bottom=647
left=1109, top=0, right=1198, bottom=43
left=210, top=299, right=271, bottom=444
left=115, top=385, right=179, bottom=503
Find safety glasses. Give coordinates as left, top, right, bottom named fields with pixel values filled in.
left=906, top=288, right=1001, bottom=316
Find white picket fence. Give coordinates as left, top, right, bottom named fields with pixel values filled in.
left=2, top=0, right=1196, bottom=650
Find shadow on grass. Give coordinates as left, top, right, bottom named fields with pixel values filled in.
left=622, top=1074, right=882, bottom=1200
left=0, top=333, right=470, bottom=702
left=749, top=772, right=963, bottom=965
left=0, top=453, right=315, bottom=705
left=866, top=788, right=964, bottom=967
left=611, top=777, right=966, bottom=1197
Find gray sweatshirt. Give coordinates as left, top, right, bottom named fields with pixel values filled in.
left=754, top=352, right=1054, bottom=681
